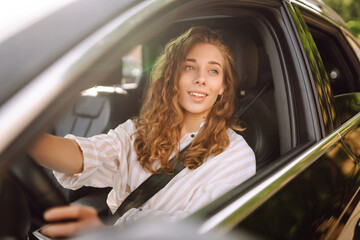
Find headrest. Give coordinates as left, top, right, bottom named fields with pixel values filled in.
left=231, top=35, right=259, bottom=91
left=144, top=27, right=260, bottom=95
left=74, top=95, right=107, bottom=118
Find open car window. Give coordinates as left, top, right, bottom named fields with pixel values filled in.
left=51, top=3, right=323, bottom=177
left=54, top=15, right=290, bottom=173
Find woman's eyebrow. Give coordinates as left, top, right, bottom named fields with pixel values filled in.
left=185, top=58, right=222, bottom=67
left=185, top=58, right=196, bottom=63
left=209, top=61, right=222, bottom=67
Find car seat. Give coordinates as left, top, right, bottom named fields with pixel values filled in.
left=229, top=34, right=280, bottom=169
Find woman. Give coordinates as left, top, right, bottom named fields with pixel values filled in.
left=29, top=26, right=256, bottom=238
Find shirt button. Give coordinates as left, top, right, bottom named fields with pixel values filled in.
left=191, top=134, right=195, bottom=138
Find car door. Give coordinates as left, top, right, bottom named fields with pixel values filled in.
left=301, top=2, right=360, bottom=238
left=241, top=2, right=360, bottom=239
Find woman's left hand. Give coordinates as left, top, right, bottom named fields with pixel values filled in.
left=40, top=204, right=103, bottom=238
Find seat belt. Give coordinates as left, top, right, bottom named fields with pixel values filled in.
left=234, top=80, right=272, bottom=119
left=107, top=145, right=189, bottom=225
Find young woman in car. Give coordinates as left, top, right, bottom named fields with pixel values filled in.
left=29, top=26, right=256, bottom=238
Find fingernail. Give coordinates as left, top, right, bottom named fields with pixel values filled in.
left=44, top=210, right=52, bottom=220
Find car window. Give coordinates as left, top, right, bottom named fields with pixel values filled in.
left=308, top=27, right=360, bottom=95
left=300, top=12, right=360, bottom=125
left=62, top=7, right=320, bottom=169
left=47, top=2, right=320, bottom=223
left=56, top=12, right=294, bottom=172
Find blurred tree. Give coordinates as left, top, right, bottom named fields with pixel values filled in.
left=323, top=0, right=360, bottom=21
left=323, top=0, right=360, bottom=37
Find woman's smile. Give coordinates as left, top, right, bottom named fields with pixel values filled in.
left=188, top=91, right=208, bottom=101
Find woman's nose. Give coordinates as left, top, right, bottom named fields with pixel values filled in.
left=194, top=70, right=206, bottom=85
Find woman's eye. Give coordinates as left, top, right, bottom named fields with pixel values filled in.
left=185, top=66, right=195, bottom=71
left=210, top=69, right=219, bottom=75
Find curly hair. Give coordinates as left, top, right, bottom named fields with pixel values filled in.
left=133, top=26, right=240, bottom=173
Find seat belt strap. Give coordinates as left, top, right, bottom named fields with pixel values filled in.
left=107, top=145, right=189, bottom=225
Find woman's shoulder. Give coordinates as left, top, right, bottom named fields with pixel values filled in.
left=227, top=128, right=245, bottom=142
left=227, top=128, right=254, bottom=152
left=225, top=128, right=256, bottom=168
left=113, top=119, right=137, bottom=135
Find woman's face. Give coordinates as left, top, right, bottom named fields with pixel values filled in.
left=178, top=43, right=225, bottom=119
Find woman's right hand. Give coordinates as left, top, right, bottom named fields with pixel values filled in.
left=40, top=204, right=103, bottom=238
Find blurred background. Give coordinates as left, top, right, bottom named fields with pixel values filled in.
left=323, top=0, right=360, bottom=38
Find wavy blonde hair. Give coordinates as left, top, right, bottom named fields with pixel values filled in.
left=134, top=26, right=239, bottom=173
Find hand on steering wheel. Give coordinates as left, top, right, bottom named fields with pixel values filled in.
left=40, top=204, right=103, bottom=238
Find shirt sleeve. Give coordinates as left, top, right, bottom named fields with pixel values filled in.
left=53, top=119, right=135, bottom=190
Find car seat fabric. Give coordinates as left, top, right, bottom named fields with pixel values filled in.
left=55, top=95, right=111, bottom=138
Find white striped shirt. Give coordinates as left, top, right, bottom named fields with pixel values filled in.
left=54, top=119, right=256, bottom=226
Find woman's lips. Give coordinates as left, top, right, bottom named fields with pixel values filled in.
left=188, top=91, right=207, bottom=101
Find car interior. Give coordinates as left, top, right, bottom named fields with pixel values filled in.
left=5, top=12, right=290, bottom=238
left=59, top=15, right=283, bottom=167
left=44, top=14, right=283, bottom=215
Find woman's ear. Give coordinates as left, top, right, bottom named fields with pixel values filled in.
left=218, top=88, right=225, bottom=95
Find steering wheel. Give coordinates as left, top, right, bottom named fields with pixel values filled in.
left=0, top=155, right=68, bottom=239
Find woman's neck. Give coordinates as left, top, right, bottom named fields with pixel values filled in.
left=180, top=113, right=207, bottom=138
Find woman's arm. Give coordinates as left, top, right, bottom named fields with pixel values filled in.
left=28, top=133, right=84, bottom=174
